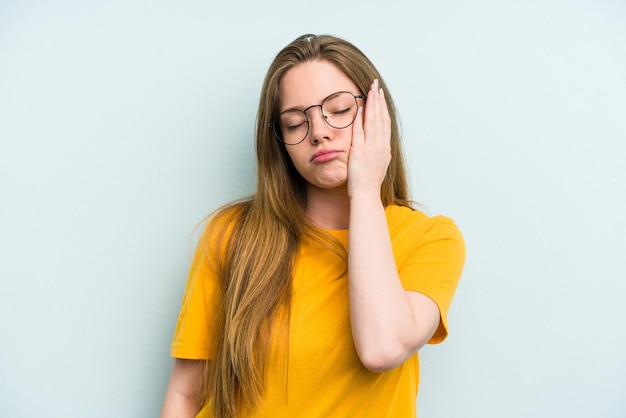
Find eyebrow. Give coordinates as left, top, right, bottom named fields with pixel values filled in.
left=279, top=98, right=319, bottom=113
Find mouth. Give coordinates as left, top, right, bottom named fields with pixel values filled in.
left=310, top=149, right=342, bottom=163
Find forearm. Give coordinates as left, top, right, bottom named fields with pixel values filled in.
left=160, top=392, right=202, bottom=418
left=160, top=359, right=204, bottom=418
left=348, top=195, right=429, bottom=372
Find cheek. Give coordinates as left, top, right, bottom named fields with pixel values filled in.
left=285, top=147, right=306, bottom=168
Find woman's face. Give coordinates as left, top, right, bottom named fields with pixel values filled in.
left=278, top=60, right=362, bottom=192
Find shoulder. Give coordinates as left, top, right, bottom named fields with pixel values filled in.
left=203, top=199, right=252, bottom=239
left=197, top=198, right=253, bottom=267
left=384, top=204, right=465, bottom=270
left=385, top=204, right=463, bottom=242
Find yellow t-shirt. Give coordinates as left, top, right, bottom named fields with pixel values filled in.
left=171, top=205, right=465, bottom=417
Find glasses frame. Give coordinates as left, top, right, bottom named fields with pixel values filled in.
left=269, top=91, right=366, bottom=145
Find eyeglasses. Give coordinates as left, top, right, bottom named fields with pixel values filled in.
left=270, top=91, right=366, bottom=145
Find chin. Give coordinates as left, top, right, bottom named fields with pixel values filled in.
left=309, top=176, right=348, bottom=190
left=300, top=165, right=348, bottom=191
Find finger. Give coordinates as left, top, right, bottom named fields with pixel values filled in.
left=365, top=80, right=380, bottom=143
left=351, top=105, right=365, bottom=149
left=378, top=87, right=392, bottom=142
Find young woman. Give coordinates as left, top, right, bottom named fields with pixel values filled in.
left=160, top=34, right=465, bottom=418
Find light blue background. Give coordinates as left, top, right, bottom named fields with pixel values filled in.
left=1, top=1, right=625, bottom=416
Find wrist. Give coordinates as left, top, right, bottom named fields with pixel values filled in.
left=348, top=189, right=383, bottom=207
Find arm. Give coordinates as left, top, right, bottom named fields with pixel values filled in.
left=347, top=80, right=440, bottom=372
left=160, top=358, right=205, bottom=418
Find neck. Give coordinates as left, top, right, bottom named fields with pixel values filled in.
left=304, top=183, right=350, bottom=230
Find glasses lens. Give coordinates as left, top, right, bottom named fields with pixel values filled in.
left=277, top=110, right=308, bottom=145
left=322, top=92, right=359, bottom=129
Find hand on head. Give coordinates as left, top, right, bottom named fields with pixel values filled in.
left=348, top=79, right=392, bottom=200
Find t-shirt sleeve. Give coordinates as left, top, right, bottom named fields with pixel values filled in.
left=395, top=214, right=465, bottom=344
left=170, top=228, right=223, bottom=360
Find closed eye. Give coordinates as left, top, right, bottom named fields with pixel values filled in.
left=285, top=121, right=307, bottom=131
left=331, top=107, right=352, bottom=115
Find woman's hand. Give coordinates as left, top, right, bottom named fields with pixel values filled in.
left=347, top=79, right=392, bottom=200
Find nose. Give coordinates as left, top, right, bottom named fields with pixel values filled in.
left=305, top=105, right=331, bottom=145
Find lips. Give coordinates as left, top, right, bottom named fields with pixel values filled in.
left=310, top=149, right=342, bottom=163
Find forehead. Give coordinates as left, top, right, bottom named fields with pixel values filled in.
left=278, top=60, right=360, bottom=110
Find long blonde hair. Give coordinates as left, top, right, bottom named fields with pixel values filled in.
left=202, top=34, right=411, bottom=417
